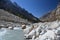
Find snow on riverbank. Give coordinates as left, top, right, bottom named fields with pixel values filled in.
left=23, top=20, right=60, bottom=40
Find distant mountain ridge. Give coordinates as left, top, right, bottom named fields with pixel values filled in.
left=40, top=4, right=60, bottom=22
left=0, top=0, right=40, bottom=23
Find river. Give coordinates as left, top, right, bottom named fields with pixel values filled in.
left=0, top=27, right=24, bottom=40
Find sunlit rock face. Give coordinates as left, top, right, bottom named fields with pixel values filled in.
left=23, top=20, right=60, bottom=40
left=56, top=6, right=60, bottom=15
left=40, top=4, right=60, bottom=22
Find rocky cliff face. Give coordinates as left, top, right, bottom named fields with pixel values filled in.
left=40, top=4, right=60, bottom=22
left=0, top=0, right=40, bottom=23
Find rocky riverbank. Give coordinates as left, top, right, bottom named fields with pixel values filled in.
left=23, top=20, right=60, bottom=40
left=0, top=20, right=60, bottom=40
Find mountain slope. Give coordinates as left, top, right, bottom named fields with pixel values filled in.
left=40, top=4, right=60, bottom=22
left=0, top=0, right=40, bottom=23
left=0, top=9, right=30, bottom=24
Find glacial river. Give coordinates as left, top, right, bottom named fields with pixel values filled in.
left=0, top=27, right=24, bottom=40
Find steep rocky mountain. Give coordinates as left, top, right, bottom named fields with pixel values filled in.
left=40, top=4, right=60, bottom=22
left=0, top=0, right=40, bottom=23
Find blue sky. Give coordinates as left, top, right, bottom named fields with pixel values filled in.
left=11, top=0, right=58, bottom=18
